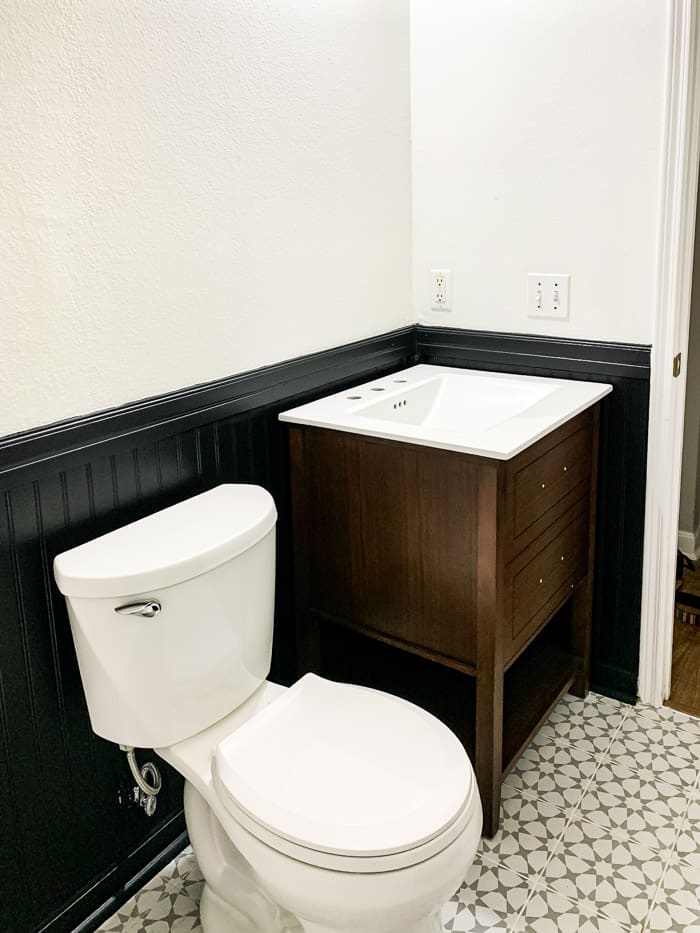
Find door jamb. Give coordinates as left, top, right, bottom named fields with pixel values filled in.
left=639, top=0, right=700, bottom=706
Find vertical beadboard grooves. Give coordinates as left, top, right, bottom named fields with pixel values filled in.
left=35, top=479, right=75, bottom=816
left=0, top=491, right=33, bottom=928
left=0, top=325, right=651, bottom=932
left=0, top=327, right=416, bottom=933
left=416, top=325, right=651, bottom=703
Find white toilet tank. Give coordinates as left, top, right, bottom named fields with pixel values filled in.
left=53, top=485, right=277, bottom=749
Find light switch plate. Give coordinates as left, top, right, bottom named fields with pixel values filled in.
left=527, top=273, right=570, bottom=320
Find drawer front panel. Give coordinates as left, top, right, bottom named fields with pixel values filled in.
left=511, top=510, right=588, bottom=647
left=513, top=425, right=592, bottom=538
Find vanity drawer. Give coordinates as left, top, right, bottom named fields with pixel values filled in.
left=507, top=509, right=588, bottom=658
left=512, top=422, right=592, bottom=539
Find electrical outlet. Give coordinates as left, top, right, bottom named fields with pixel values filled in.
left=431, top=269, right=451, bottom=311
left=527, top=273, right=570, bottom=320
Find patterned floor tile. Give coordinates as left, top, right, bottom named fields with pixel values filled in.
left=646, top=859, right=700, bottom=931
left=633, top=702, right=700, bottom=739
left=555, top=691, right=626, bottom=711
left=442, top=857, right=529, bottom=932
left=546, top=692, right=628, bottom=731
left=98, top=848, right=203, bottom=933
left=479, top=788, right=568, bottom=878
left=605, top=717, right=700, bottom=789
left=504, top=737, right=600, bottom=813
left=535, top=718, right=613, bottom=758
left=518, top=884, right=635, bottom=932
left=576, top=758, right=687, bottom=850
left=691, top=770, right=700, bottom=798
left=686, top=797, right=700, bottom=822
left=540, top=815, right=667, bottom=928
left=675, top=798, right=700, bottom=870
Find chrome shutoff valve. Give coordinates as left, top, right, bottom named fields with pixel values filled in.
left=137, top=788, right=158, bottom=817
left=120, top=745, right=162, bottom=818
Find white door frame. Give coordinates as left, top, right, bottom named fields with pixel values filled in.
left=638, top=0, right=700, bottom=707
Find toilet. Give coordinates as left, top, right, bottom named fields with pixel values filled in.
left=53, top=484, right=482, bottom=933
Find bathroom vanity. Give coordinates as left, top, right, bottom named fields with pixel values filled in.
left=281, top=366, right=610, bottom=835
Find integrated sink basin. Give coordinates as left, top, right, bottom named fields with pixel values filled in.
left=280, top=364, right=612, bottom=459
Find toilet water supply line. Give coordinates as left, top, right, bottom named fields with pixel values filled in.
left=120, top=745, right=162, bottom=816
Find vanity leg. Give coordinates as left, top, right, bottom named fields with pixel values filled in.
left=476, top=670, right=503, bottom=838
left=570, top=576, right=593, bottom=697
left=475, top=464, right=505, bottom=839
left=289, top=426, right=323, bottom=677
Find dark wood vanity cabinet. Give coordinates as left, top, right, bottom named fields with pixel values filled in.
left=288, top=405, right=600, bottom=836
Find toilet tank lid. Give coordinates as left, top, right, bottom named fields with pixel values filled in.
left=53, top=484, right=277, bottom=599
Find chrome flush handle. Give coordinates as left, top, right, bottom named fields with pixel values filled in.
left=114, top=600, right=161, bottom=619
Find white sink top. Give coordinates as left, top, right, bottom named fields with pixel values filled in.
left=279, top=365, right=612, bottom=460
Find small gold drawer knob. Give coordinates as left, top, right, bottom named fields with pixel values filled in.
left=563, top=466, right=568, bottom=472
left=561, top=555, right=565, bottom=561
left=541, top=483, right=546, bottom=489
left=539, top=577, right=544, bottom=584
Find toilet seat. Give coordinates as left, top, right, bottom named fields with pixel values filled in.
left=211, top=673, right=477, bottom=872
left=213, top=774, right=479, bottom=873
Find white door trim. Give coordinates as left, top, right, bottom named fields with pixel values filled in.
left=638, top=0, right=700, bottom=706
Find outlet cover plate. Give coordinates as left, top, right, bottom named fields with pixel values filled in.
left=527, top=273, right=570, bottom=320
left=431, top=268, right=452, bottom=311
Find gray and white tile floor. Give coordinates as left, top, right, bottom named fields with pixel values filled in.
left=99, top=693, right=700, bottom=933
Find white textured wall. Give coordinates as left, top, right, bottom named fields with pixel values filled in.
left=411, top=0, right=668, bottom=344
left=1, top=0, right=411, bottom=436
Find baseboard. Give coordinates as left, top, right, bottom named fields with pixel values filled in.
left=590, top=665, right=638, bottom=705
left=69, top=827, right=189, bottom=933
left=678, top=528, right=698, bottom=561
left=38, top=817, right=187, bottom=933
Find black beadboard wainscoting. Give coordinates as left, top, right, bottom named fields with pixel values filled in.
left=0, top=324, right=649, bottom=932
left=0, top=328, right=416, bottom=933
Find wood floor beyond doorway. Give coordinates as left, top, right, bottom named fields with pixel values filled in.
left=668, top=561, right=700, bottom=717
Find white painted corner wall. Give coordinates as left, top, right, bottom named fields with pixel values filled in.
left=2, top=1, right=677, bottom=438
left=1, top=0, right=411, bottom=436
left=410, top=0, right=669, bottom=345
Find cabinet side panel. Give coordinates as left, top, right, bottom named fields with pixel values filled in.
left=299, top=431, right=478, bottom=666
left=298, top=429, right=358, bottom=627
left=413, top=450, right=479, bottom=663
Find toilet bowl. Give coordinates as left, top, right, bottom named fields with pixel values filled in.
left=160, top=674, right=482, bottom=933
left=53, top=484, right=482, bottom=932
